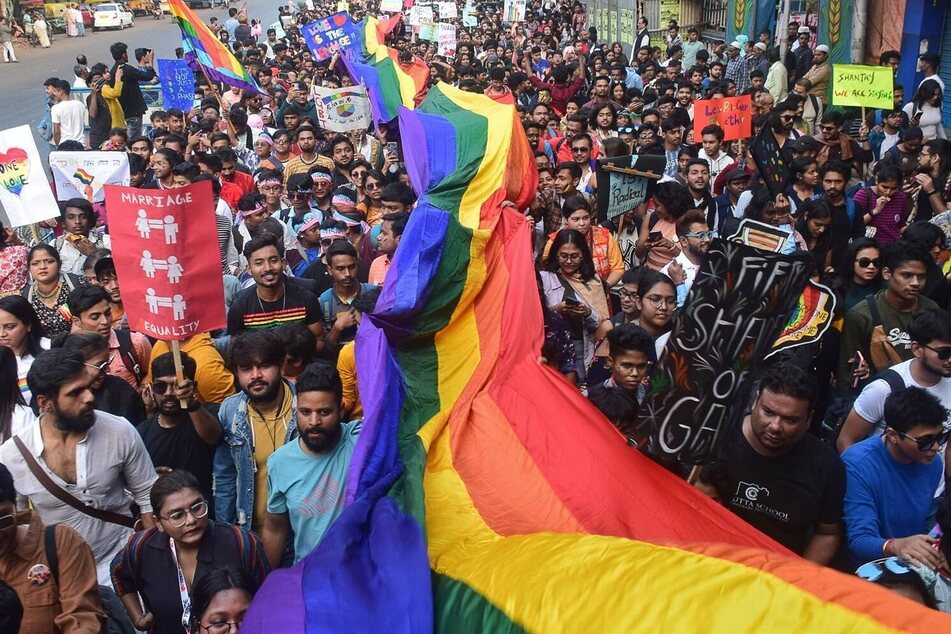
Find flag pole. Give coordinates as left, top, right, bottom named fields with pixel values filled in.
left=195, top=63, right=237, bottom=137
left=169, top=339, right=189, bottom=409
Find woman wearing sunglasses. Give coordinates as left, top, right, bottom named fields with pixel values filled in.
left=357, top=170, right=386, bottom=228
left=112, top=470, right=270, bottom=634
left=837, top=238, right=883, bottom=311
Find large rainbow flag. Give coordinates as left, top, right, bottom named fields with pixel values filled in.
left=168, top=0, right=263, bottom=95
left=241, top=85, right=951, bottom=632
left=339, top=16, right=430, bottom=124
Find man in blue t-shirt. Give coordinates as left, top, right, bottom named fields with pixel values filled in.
left=843, top=387, right=948, bottom=570
left=262, top=361, right=361, bottom=566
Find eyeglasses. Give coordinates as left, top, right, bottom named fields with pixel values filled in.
left=274, top=138, right=291, bottom=145
left=779, top=114, right=795, bottom=121
left=683, top=230, right=716, bottom=240
left=161, top=500, right=209, bottom=527
left=557, top=252, right=583, bottom=262
left=618, top=289, right=638, bottom=300
left=571, top=147, right=590, bottom=153
left=644, top=295, right=676, bottom=307
left=892, top=427, right=950, bottom=452
left=84, top=355, right=114, bottom=373
left=856, top=257, right=881, bottom=268
left=856, top=557, right=914, bottom=582
left=0, top=513, right=16, bottom=530
left=202, top=621, right=242, bottom=634
left=819, top=125, right=838, bottom=132
left=365, top=182, right=382, bottom=191
left=923, top=343, right=951, bottom=361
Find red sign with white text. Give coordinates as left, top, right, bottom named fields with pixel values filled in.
left=103, top=182, right=225, bottom=340
left=692, top=95, right=752, bottom=143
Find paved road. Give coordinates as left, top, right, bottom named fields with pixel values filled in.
left=0, top=0, right=287, bottom=149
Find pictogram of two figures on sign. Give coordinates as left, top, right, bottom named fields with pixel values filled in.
left=136, top=209, right=179, bottom=243
left=135, top=209, right=185, bottom=319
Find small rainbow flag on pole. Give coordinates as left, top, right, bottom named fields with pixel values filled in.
left=167, top=0, right=263, bottom=95
left=73, top=169, right=94, bottom=185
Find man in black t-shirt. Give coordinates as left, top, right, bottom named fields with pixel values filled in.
left=696, top=364, right=846, bottom=564
left=227, top=233, right=325, bottom=347
left=137, top=352, right=222, bottom=508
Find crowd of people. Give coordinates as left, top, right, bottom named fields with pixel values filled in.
left=0, top=0, right=950, bottom=630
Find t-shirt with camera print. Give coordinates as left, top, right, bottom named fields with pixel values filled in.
left=699, top=426, right=846, bottom=554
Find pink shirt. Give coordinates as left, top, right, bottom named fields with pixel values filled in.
left=853, top=187, right=909, bottom=244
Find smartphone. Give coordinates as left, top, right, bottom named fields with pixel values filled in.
left=385, top=141, right=399, bottom=158
left=563, top=297, right=581, bottom=306
left=649, top=231, right=663, bottom=242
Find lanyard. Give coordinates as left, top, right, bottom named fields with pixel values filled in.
left=169, top=538, right=192, bottom=634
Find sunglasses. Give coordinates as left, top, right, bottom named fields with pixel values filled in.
left=365, top=182, right=382, bottom=191
left=923, top=343, right=951, bottom=361
left=779, top=114, right=795, bottom=121
left=856, top=257, right=880, bottom=268
left=84, top=355, right=114, bottom=373
left=819, top=125, right=838, bottom=132
left=572, top=147, right=590, bottom=153
left=683, top=230, right=716, bottom=240
left=856, top=558, right=914, bottom=582
left=0, top=513, right=15, bottom=530
left=151, top=380, right=179, bottom=395
left=893, top=428, right=950, bottom=451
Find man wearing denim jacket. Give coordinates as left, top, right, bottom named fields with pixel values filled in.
left=214, top=331, right=299, bottom=533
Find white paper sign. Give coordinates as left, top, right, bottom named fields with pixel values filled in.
left=380, top=0, right=401, bottom=12
left=50, top=151, right=130, bottom=203
left=462, top=2, right=477, bottom=27
left=0, top=125, right=59, bottom=227
left=312, top=85, right=373, bottom=133
left=502, top=0, right=525, bottom=22
left=437, top=23, right=456, bottom=57
left=438, top=1, right=457, bottom=18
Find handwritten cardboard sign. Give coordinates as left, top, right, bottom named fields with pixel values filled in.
left=831, top=64, right=894, bottom=110
left=692, top=95, right=752, bottom=143
left=595, top=154, right=665, bottom=222
left=0, top=125, right=59, bottom=227
left=157, top=59, right=195, bottom=111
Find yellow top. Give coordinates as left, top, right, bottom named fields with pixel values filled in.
left=248, top=382, right=292, bottom=533
left=337, top=341, right=362, bottom=419
left=147, top=334, right=236, bottom=404
left=100, top=78, right=127, bottom=131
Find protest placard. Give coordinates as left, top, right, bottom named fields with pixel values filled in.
left=692, top=95, right=752, bottom=143
left=0, top=125, right=59, bottom=228
left=50, top=152, right=130, bottom=204
left=103, top=182, right=226, bottom=340
left=269, top=20, right=286, bottom=38
left=728, top=218, right=791, bottom=253
left=437, top=23, right=456, bottom=57
left=831, top=64, right=894, bottom=110
left=594, top=154, right=665, bottom=223
left=156, top=59, right=195, bottom=112
left=301, top=13, right=361, bottom=62
left=313, top=85, right=372, bottom=132
left=502, top=0, right=525, bottom=22
left=462, top=1, right=477, bottom=26
left=749, top=123, right=789, bottom=197
left=380, top=0, right=401, bottom=11
left=438, top=1, right=456, bottom=18
left=636, top=239, right=812, bottom=465
left=418, top=20, right=438, bottom=41
left=767, top=280, right=837, bottom=359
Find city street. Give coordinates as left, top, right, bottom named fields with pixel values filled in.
left=0, top=0, right=288, bottom=153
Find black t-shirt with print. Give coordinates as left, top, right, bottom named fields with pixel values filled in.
left=227, top=281, right=323, bottom=334
left=699, top=425, right=846, bottom=554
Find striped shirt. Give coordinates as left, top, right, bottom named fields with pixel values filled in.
left=227, top=282, right=323, bottom=334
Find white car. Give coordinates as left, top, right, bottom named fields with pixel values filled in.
left=93, top=3, right=134, bottom=30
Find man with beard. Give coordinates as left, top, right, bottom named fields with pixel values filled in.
left=319, top=241, right=379, bottom=349
left=814, top=111, right=870, bottom=176
left=215, top=331, right=299, bottom=534
left=56, top=331, right=145, bottom=425
left=683, top=160, right=718, bottom=232
left=818, top=160, right=865, bottom=273
left=0, top=349, right=157, bottom=585
left=283, top=125, right=334, bottom=184
left=837, top=309, right=951, bottom=452
left=276, top=81, right=317, bottom=127
left=227, top=232, right=325, bottom=338
left=262, top=361, right=361, bottom=566
left=915, top=139, right=951, bottom=220
left=328, top=135, right=355, bottom=187
left=137, top=352, right=221, bottom=507
left=662, top=211, right=712, bottom=306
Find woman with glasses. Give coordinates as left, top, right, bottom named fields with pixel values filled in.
left=358, top=169, right=386, bottom=227
left=0, top=296, right=48, bottom=406
left=348, top=159, right=371, bottom=205
left=112, top=471, right=269, bottom=634
left=837, top=238, right=883, bottom=311
left=191, top=566, right=259, bottom=634
left=540, top=229, right=613, bottom=383
left=631, top=270, right=677, bottom=356
left=21, top=244, right=82, bottom=339
left=543, top=196, right=625, bottom=286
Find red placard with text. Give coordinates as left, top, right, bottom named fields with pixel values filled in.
left=103, top=182, right=226, bottom=340
left=693, top=95, right=752, bottom=143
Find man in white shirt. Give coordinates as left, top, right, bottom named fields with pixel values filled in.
left=917, top=53, right=945, bottom=92
left=0, top=349, right=157, bottom=584
left=697, top=123, right=733, bottom=189
left=49, top=78, right=87, bottom=146
left=661, top=210, right=711, bottom=306
left=837, top=309, right=951, bottom=452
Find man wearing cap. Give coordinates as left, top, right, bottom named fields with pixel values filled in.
left=792, top=28, right=814, bottom=84
left=725, top=41, right=751, bottom=95
left=750, top=42, right=771, bottom=77
left=803, top=45, right=831, bottom=103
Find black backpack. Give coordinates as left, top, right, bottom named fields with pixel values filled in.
left=819, top=369, right=904, bottom=447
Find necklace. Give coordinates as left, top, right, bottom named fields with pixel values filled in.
left=256, top=283, right=286, bottom=313
left=248, top=387, right=288, bottom=453
left=34, top=280, right=61, bottom=300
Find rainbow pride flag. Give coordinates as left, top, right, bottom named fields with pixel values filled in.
left=339, top=16, right=430, bottom=124
left=242, top=85, right=951, bottom=632
left=73, top=168, right=94, bottom=185
left=168, top=0, right=263, bottom=95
